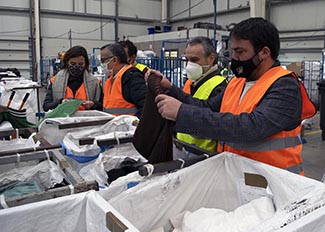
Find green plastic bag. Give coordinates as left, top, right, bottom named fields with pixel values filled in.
left=36, top=99, right=83, bottom=126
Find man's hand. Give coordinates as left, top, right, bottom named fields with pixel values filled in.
left=145, top=69, right=172, bottom=90
left=82, top=100, right=94, bottom=110
left=155, top=94, right=181, bottom=121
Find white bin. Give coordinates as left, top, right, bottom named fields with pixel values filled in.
left=0, top=190, right=139, bottom=232
left=104, top=152, right=325, bottom=232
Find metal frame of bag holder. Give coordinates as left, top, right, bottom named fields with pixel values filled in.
left=57, top=118, right=113, bottom=130
left=138, top=138, right=219, bottom=177
left=0, top=127, right=61, bottom=156
left=0, top=148, right=98, bottom=209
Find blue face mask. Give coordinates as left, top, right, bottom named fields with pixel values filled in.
left=230, top=53, right=261, bottom=79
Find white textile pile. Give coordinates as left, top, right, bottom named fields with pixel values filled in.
left=171, top=197, right=275, bottom=232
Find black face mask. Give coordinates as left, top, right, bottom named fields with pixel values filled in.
left=68, top=65, right=85, bottom=77
left=230, top=53, right=261, bottom=79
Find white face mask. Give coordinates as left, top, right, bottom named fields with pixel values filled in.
left=186, top=61, right=210, bottom=81
left=102, top=59, right=113, bottom=77
left=186, top=62, right=202, bottom=80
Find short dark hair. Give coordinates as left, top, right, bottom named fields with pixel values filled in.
left=119, top=40, right=137, bottom=57
left=101, top=43, right=127, bottom=64
left=187, top=36, right=217, bottom=64
left=62, top=45, right=89, bottom=69
left=230, top=17, right=280, bottom=60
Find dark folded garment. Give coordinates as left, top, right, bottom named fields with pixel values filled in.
left=106, top=157, right=146, bottom=184
left=133, top=74, right=174, bottom=164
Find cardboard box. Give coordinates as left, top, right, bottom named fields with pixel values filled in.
left=286, top=62, right=302, bottom=77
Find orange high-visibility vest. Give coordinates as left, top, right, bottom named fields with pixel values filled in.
left=50, top=76, right=87, bottom=110
left=103, top=65, right=137, bottom=115
left=218, top=66, right=316, bottom=174
left=182, top=79, right=193, bottom=94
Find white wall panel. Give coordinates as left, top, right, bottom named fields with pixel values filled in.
left=41, top=17, right=106, bottom=40
left=190, top=0, right=214, bottom=17
left=0, top=0, right=324, bottom=64
left=42, top=38, right=110, bottom=58
left=119, top=0, right=161, bottom=19
left=86, top=0, right=101, bottom=14
left=171, top=11, right=249, bottom=31
left=271, top=0, right=325, bottom=31
left=281, top=39, right=324, bottom=50
left=170, top=0, right=190, bottom=20
left=118, top=23, right=151, bottom=40
left=0, top=15, right=30, bottom=37
left=217, top=0, right=230, bottom=11
left=101, top=22, right=119, bottom=40
left=74, top=0, right=86, bottom=13
left=100, top=1, right=115, bottom=15
left=0, top=0, right=29, bottom=8
left=229, top=0, right=249, bottom=9
left=41, top=0, right=73, bottom=12
left=279, top=53, right=322, bottom=64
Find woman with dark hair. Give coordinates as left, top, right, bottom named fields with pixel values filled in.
left=43, top=45, right=103, bottom=111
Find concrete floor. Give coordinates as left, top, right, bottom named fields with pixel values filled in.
left=301, top=112, right=325, bottom=181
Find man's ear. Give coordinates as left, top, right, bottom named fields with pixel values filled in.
left=208, top=53, right=216, bottom=65
left=259, top=46, right=271, bottom=60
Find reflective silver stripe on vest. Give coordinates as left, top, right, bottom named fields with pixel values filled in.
left=103, top=107, right=137, bottom=115
left=225, top=136, right=302, bottom=152
left=286, top=163, right=303, bottom=174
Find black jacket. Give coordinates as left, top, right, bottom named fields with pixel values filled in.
left=120, top=67, right=147, bottom=118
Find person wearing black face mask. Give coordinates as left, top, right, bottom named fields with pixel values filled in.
left=230, top=51, right=262, bottom=81
left=143, top=17, right=316, bottom=175
left=43, top=45, right=103, bottom=111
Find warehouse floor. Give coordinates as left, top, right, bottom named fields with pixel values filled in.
left=301, top=112, right=325, bottom=181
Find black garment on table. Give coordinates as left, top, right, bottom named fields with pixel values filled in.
left=106, top=157, right=147, bottom=184
left=133, top=74, right=174, bottom=164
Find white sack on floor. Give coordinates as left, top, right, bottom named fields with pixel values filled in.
left=0, top=190, right=139, bottom=232
left=107, top=152, right=325, bottom=232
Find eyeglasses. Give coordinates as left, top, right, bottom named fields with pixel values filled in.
left=101, top=56, right=114, bottom=64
